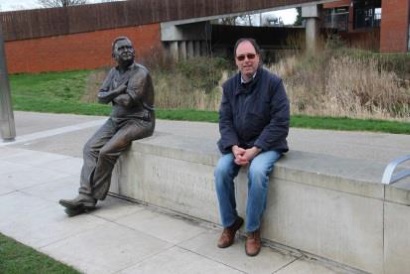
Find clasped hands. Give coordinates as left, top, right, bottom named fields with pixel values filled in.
left=232, top=145, right=261, bottom=166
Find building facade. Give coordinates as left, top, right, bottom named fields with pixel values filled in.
left=323, top=0, right=410, bottom=52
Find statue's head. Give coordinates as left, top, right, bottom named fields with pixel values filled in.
left=111, top=36, right=135, bottom=65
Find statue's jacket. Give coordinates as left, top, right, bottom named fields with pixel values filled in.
left=99, top=62, right=155, bottom=123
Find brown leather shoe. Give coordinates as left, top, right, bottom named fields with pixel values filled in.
left=245, top=229, right=261, bottom=256
left=217, top=217, right=244, bottom=248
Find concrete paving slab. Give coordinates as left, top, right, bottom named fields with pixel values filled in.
left=12, top=111, right=105, bottom=136
left=179, top=230, right=299, bottom=274
left=119, top=246, right=242, bottom=274
left=0, top=185, right=14, bottom=196
left=0, top=159, right=27, bottom=175
left=21, top=177, right=80, bottom=203
left=0, top=147, right=31, bottom=159
left=8, top=127, right=99, bottom=157
left=0, top=163, right=70, bottom=190
left=116, top=208, right=208, bottom=244
left=39, top=156, right=83, bottom=175
left=90, top=196, right=145, bottom=221
left=275, top=258, right=352, bottom=274
left=41, top=222, right=173, bottom=274
left=0, top=191, right=49, bottom=220
left=1, top=148, right=70, bottom=166
left=0, top=191, right=106, bottom=248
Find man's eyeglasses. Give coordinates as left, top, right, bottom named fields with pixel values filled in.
left=236, top=53, right=256, bottom=61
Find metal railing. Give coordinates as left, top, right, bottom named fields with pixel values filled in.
left=382, top=155, right=410, bottom=185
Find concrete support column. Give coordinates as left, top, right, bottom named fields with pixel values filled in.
left=169, top=41, right=179, bottom=62
left=194, top=41, right=201, bottom=57
left=0, top=31, right=16, bottom=141
left=201, top=41, right=209, bottom=57
left=179, top=41, right=187, bottom=60
left=302, top=5, right=322, bottom=54
left=305, top=18, right=320, bottom=53
left=187, top=41, right=194, bottom=58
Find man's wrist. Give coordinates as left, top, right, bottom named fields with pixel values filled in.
left=253, top=146, right=262, bottom=154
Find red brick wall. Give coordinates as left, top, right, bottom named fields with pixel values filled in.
left=380, top=0, right=410, bottom=53
left=323, top=0, right=351, bottom=9
left=339, top=29, right=380, bottom=51
left=5, top=23, right=162, bottom=74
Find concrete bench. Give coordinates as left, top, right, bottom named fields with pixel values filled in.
left=110, top=132, right=410, bottom=274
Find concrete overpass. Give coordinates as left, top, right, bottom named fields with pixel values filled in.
left=160, top=1, right=335, bottom=60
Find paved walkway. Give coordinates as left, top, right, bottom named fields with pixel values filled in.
left=0, top=111, right=407, bottom=274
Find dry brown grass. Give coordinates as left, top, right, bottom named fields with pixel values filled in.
left=82, top=69, right=108, bottom=103
left=325, top=57, right=409, bottom=119
left=153, top=71, right=223, bottom=110
left=272, top=53, right=410, bottom=120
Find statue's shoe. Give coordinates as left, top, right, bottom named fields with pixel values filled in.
left=64, top=206, right=96, bottom=217
left=59, top=194, right=97, bottom=210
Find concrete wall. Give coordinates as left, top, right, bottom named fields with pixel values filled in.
left=110, top=133, right=410, bottom=274
left=5, top=24, right=162, bottom=74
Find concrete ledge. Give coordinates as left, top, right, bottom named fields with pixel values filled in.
left=110, top=133, right=410, bottom=274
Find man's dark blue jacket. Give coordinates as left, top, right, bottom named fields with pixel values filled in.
left=217, top=66, right=290, bottom=154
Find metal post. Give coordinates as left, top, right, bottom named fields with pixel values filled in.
left=0, top=26, right=16, bottom=141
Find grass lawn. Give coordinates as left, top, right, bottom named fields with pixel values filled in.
left=0, top=233, right=80, bottom=274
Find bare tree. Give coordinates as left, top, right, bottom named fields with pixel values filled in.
left=37, top=0, right=88, bottom=8
left=219, top=16, right=237, bottom=26
left=219, top=13, right=255, bottom=26
left=238, top=14, right=254, bottom=26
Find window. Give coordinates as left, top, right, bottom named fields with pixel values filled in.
left=324, top=7, right=349, bottom=31
left=353, top=0, right=381, bottom=29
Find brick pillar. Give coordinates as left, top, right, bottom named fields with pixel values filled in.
left=380, top=0, right=410, bottom=52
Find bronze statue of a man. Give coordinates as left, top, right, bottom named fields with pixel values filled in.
left=59, top=36, right=155, bottom=216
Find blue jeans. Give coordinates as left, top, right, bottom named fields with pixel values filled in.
left=214, top=150, right=281, bottom=232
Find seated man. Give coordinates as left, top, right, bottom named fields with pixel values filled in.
left=214, top=38, right=290, bottom=256
left=59, top=36, right=155, bottom=216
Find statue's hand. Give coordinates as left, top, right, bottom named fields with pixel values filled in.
left=116, top=83, right=128, bottom=93
left=113, top=94, right=131, bottom=107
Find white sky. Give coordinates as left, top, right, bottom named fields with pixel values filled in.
left=0, top=0, right=118, bottom=10
left=0, top=0, right=297, bottom=25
